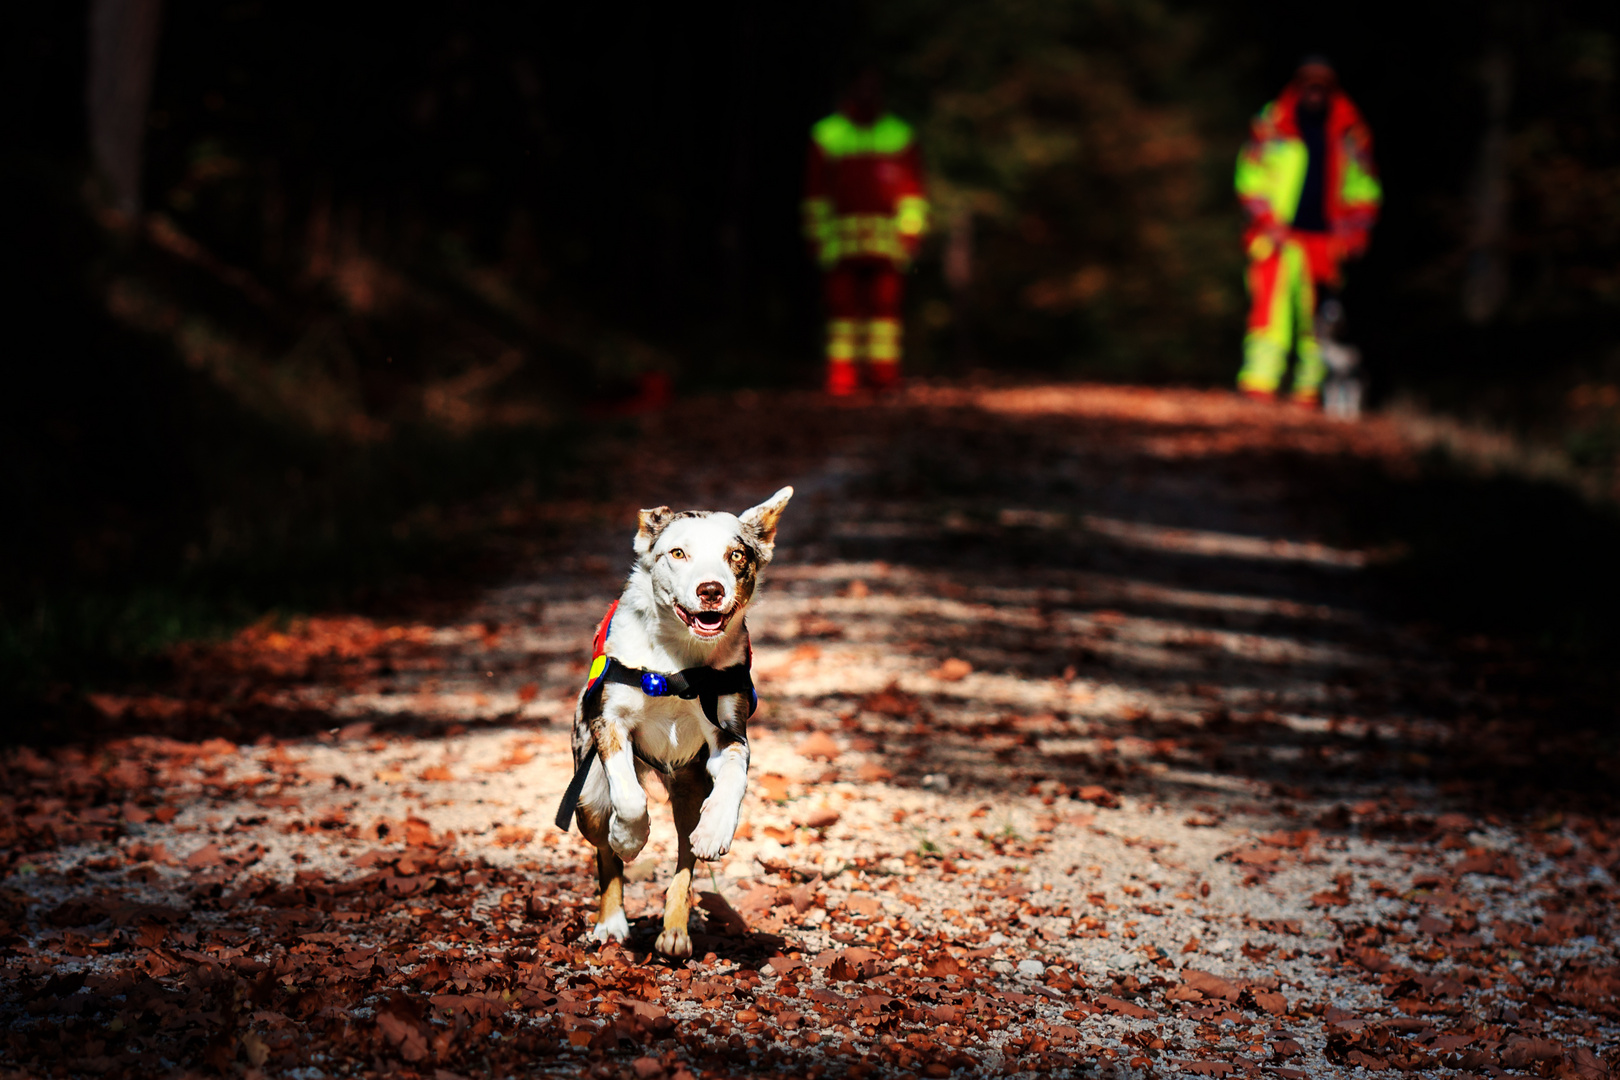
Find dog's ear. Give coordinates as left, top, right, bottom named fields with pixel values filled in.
left=634, top=506, right=675, bottom=556
left=740, top=486, right=793, bottom=560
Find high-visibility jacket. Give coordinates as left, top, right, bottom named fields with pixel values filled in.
left=803, top=111, right=929, bottom=268
left=1235, top=85, right=1381, bottom=262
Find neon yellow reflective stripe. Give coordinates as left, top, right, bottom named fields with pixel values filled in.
left=805, top=198, right=838, bottom=264
left=589, top=654, right=608, bottom=683
left=812, top=112, right=914, bottom=157
left=811, top=114, right=853, bottom=154
left=1239, top=239, right=1312, bottom=394
left=869, top=114, right=913, bottom=153
left=833, top=214, right=906, bottom=258
left=866, top=319, right=901, bottom=361
left=1235, top=137, right=1307, bottom=225
left=1234, top=149, right=1267, bottom=203
left=896, top=195, right=929, bottom=237
left=802, top=197, right=835, bottom=245
left=827, top=319, right=857, bottom=361
left=1341, top=155, right=1382, bottom=208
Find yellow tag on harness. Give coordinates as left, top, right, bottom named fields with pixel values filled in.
left=588, top=654, right=608, bottom=683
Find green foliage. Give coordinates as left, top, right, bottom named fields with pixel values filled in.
left=872, top=0, right=1248, bottom=379
left=0, top=162, right=582, bottom=715
left=9, top=0, right=1620, bottom=723
left=1479, top=27, right=1620, bottom=324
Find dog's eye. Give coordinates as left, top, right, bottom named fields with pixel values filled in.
left=668, top=548, right=686, bottom=560
left=729, top=550, right=746, bottom=565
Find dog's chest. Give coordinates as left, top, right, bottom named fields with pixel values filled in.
left=611, top=690, right=708, bottom=766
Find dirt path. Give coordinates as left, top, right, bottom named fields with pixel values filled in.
left=3, top=385, right=1617, bottom=1079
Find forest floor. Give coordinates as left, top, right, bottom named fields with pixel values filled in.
left=3, top=383, right=1619, bottom=1079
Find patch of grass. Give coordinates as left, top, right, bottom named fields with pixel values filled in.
left=0, top=410, right=583, bottom=725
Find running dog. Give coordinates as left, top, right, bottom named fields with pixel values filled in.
left=555, top=486, right=793, bottom=957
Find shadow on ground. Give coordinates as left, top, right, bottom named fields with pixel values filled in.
left=4, top=384, right=1620, bottom=1079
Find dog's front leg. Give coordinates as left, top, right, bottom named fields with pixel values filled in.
left=597, top=723, right=650, bottom=862
left=689, top=734, right=749, bottom=860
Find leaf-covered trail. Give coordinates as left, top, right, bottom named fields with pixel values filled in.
left=4, top=385, right=1617, bottom=1079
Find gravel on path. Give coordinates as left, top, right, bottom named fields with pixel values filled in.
left=3, top=384, right=1616, bottom=1079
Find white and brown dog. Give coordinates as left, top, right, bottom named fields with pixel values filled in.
left=555, top=487, right=792, bottom=957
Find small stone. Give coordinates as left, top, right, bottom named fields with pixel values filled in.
left=988, top=932, right=1010, bottom=947
left=990, top=960, right=1015, bottom=974
left=1016, top=959, right=1046, bottom=978
left=921, top=773, right=952, bottom=792
left=756, top=838, right=789, bottom=864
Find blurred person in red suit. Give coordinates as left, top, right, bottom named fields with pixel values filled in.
left=802, top=70, right=930, bottom=395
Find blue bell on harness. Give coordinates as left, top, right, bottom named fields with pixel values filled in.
left=556, top=615, right=759, bottom=832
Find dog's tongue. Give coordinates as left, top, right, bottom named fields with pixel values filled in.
left=695, top=611, right=724, bottom=627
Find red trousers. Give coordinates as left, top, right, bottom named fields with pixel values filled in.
left=823, top=258, right=904, bottom=394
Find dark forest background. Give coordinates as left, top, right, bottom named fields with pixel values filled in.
left=3, top=0, right=1619, bottom=708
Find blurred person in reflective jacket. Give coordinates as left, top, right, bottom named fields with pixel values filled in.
left=803, top=70, right=929, bottom=395
left=1235, top=57, right=1381, bottom=406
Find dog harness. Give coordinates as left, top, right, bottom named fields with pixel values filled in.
left=554, top=600, right=756, bottom=831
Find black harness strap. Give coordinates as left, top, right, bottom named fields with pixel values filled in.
left=553, top=655, right=755, bottom=832
left=597, top=659, right=755, bottom=730
left=554, top=750, right=598, bottom=831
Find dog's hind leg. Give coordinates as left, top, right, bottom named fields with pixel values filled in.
left=656, top=762, right=711, bottom=958
left=576, top=799, right=629, bottom=945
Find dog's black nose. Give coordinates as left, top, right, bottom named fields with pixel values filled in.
left=696, top=581, right=725, bottom=607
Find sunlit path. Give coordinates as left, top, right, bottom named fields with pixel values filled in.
left=3, top=385, right=1615, bottom=1079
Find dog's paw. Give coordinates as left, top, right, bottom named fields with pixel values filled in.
left=589, top=909, right=629, bottom=944
left=608, top=810, right=650, bottom=862
left=655, top=926, right=692, bottom=958
left=689, top=804, right=737, bottom=861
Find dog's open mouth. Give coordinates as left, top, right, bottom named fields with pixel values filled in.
left=675, top=605, right=734, bottom=638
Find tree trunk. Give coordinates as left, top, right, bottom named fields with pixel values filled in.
left=87, top=0, right=164, bottom=220
left=1462, top=45, right=1511, bottom=325
left=946, top=208, right=975, bottom=369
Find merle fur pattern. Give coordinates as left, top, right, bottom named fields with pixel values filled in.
left=568, top=486, right=792, bottom=958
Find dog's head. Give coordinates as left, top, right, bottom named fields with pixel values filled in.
left=633, top=486, right=793, bottom=641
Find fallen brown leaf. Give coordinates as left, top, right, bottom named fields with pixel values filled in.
left=795, top=731, right=840, bottom=760
left=1182, top=969, right=1239, bottom=1002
